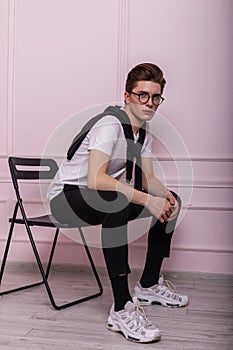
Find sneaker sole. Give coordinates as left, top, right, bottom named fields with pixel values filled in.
left=136, top=296, right=188, bottom=308
left=107, top=318, right=161, bottom=343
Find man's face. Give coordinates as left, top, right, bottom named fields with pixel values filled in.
left=124, top=80, right=162, bottom=124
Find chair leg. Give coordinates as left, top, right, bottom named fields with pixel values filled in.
left=42, top=226, right=103, bottom=310
left=47, top=226, right=103, bottom=310
left=1, top=202, right=103, bottom=309
left=0, top=203, right=44, bottom=294
left=22, top=223, right=60, bottom=309
left=45, top=228, right=60, bottom=279
left=0, top=203, right=19, bottom=284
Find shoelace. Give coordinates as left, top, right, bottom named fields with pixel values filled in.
left=159, top=278, right=181, bottom=300
left=134, top=301, right=152, bottom=328
left=162, top=278, right=177, bottom=293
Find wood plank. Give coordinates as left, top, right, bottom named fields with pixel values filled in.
left=0, top=263, right=232, bottom=350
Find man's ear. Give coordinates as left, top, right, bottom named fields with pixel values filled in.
left=124, top=91, right=130, bottom=104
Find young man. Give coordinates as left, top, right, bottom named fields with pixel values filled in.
left=47, top=63, right=188, bottom=343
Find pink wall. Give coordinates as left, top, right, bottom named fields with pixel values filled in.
left=0, top=0, right=232, bottom=274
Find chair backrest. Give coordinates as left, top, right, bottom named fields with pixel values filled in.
left=9, top=157, right=58, bottom=191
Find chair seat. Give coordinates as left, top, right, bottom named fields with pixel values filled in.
left=9, top=214, right=76, bottom=229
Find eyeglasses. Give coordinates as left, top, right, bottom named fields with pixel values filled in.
left=129, top=91, right=164, bottom=106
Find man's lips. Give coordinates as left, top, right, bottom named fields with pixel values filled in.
left=142, top=109, right=155, bottom=115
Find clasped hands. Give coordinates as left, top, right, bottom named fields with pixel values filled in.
left=146, top=191, right=179, bottom=223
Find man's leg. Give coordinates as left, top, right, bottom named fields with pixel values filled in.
left=139, top=191, right=181, bottom=287
left=52, top=186, right=162, bottom=341
left=99, top=191, right=133, bottom=311
left=131, top=192, right=188, bottom=307
left=52, top=187, right=133, bottom=311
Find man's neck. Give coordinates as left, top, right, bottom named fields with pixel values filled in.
left=123, top=106, right=143, bottom=135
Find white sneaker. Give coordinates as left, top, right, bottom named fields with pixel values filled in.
left=134, top=275, right=189, bottom=307
left=107, top=297, right=161, bottom=343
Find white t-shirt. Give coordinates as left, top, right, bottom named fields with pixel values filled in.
left=47, top=115, right=153, bottom=201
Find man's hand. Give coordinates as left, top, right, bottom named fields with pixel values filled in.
left=146, top=192, right=179, bottom=223
left=146, top=195, right=174, bottom=223
left=165, top=191, right=179, bottom=221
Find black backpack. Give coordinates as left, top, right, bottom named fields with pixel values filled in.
left=67, top=105, right=146, bottom=190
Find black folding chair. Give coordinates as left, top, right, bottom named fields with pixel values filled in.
left=0, top=157, right=103, bottom=310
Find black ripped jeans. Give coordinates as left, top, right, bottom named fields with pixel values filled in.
left=50, top=185, right=181, bottom=280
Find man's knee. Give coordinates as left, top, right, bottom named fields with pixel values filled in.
left=170, top=190, right=182, bottom=209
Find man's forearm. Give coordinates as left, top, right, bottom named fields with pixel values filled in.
left=88, top=172, right=149, bottom=207
left=142, top=176, right=169, bottom=198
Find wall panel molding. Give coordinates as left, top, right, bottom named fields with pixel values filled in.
left=0, top=1, right=10, bottom=156
left=2, top=191, right=232, bottom=212
left=6, top=0, right=16, bottom=156
left=1, top=237, right=232, bottom=275
left=2, top=236, right=232, bottom=255
left=1, top=154, right=231, bottom=162
left=0, top=199, right=8, bottom=237
left=156, top=156, right=233, bottom=162
left=2, top=177, right=232, bottom=188
left=116, top=0, right=129, bottom=101
left=187, top=205, right=233, bottom=211
left=132, top=240, right=233, bottom=255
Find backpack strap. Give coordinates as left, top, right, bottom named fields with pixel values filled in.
left=67, top=105, right=146, bottom=190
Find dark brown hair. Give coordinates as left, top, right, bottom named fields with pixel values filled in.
left=125, top=63, right=166, bottom=94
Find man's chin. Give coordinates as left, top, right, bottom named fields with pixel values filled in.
left=141, top=111, right=155, bottom=120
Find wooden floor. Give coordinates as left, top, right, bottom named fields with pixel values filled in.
left=0, top=262, right=233, bottom=350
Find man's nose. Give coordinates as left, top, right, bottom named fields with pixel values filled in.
left=146, top=95, right=153, bottom=107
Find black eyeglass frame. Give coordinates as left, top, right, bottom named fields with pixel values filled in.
left=129, top=91, right=165, bottom=106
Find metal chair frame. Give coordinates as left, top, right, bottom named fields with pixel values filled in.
left=0, top=157, right=103, bottom=310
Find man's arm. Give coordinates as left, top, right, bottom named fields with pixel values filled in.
left=87, top=149, right=175, bottom=222
left=142, top=156, right=179, bottom=221
left=141, top=156, right=168, bottom=198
